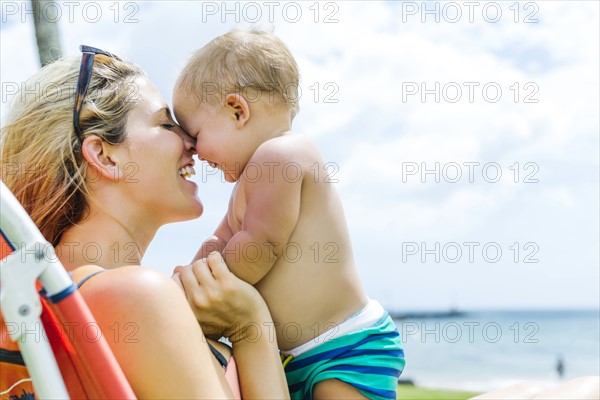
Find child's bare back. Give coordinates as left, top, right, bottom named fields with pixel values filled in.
left=222, top=133, right=368, bottom=350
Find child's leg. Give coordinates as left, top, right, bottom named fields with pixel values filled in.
left=313, top=379, right=369, bottom=400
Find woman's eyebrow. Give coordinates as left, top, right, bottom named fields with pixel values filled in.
left=172, top=109, right=188, bottom=131
left=152, top=106, right=174, bottom=121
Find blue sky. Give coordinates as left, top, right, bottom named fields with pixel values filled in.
left=1, top=1, right=598, bottom=311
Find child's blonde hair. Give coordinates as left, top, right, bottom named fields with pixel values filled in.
left=176, top=29, right=300, bottom=119
left=0, top=55, right=143, bottom=246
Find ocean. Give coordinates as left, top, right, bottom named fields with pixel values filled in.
left=393, top=310, right=600, bottom=393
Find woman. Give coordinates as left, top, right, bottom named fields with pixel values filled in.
left=1, top=46, right=288, bottom=399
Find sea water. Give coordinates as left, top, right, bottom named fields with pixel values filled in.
left=394, top=310, right=600, bottom=392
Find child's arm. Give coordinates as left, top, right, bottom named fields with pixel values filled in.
left=222, top=140, right=304, bottom=285
left=192, top=214, right=233, bottom=262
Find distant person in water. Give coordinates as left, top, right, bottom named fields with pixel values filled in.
left=556, top=354, right=565, bottom=378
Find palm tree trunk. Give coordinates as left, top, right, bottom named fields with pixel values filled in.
left=31, top=0, right=62, bottom=67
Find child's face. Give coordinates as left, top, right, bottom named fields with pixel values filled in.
left=173, top=93, right=248, bottom=183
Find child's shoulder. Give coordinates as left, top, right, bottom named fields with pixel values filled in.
left=252, top=133, right=323, bottom=165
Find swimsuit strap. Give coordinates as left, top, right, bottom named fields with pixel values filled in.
left=208, top=342, right=229, bottom=368
left=77, top=270, right=106, bottom=289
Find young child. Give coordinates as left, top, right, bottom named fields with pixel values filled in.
left=173, top=29, right=405, bottom=399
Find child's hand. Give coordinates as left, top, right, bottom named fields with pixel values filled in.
left=172, top=252, right=271, bottom=343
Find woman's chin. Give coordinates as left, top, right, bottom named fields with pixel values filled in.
left=190, top=200, right=204, bottom=219
left=186, top=187, right=204, bottom=217
left=169, top=205, right=203, bottom=225
left=193, top=205, right=204, bottom=219
left=175, top=199, right=204, bottom=222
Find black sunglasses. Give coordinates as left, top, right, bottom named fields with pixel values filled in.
left=73, top=45, right=121, bottom=138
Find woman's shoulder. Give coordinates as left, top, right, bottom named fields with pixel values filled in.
left=71, top=265, right=181, bottom=309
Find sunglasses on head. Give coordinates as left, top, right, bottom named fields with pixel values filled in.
left=73, top=45, right=121, bottom=138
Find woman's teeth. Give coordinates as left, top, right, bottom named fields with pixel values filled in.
left=178, top=165, right=196, bottom=179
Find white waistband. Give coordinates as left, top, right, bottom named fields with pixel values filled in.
left=281, top=299, right=386, bottom=358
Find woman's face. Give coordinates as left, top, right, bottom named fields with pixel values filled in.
left=115, top=76, right=203, bottom=225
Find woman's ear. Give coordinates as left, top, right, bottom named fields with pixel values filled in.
left=81, top=136, right=122, bottom=182
left=224, top=93, right=250, bottom=128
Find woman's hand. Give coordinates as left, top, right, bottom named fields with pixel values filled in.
left=174, top=252, right=290, bottom=399
left=172, top=251, right=271, bottom=343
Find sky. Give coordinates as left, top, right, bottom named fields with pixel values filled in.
left=1, top=1, right=598, bottom=312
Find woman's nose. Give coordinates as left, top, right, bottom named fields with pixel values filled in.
left=177, top=126, right=197, bottom=153
left=183, top=134, right=196, bottom=153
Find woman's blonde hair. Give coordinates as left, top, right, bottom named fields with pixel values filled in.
left=176, top=29, right=300, bottom=119
left=0, top=54, right=143, bottom=246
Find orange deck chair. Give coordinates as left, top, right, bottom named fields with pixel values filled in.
left=0, top=180, right=135, bottom=399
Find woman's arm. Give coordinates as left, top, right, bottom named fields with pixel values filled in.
left=174, top=252, right=290, bottom=399
left=230, top=310, right=290, bottom=400
left=75, top=265, right=233, bottom=399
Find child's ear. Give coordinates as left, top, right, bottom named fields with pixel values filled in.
left=224, top=93, right=250, bottom=128
left=81, top=135, right=123, bottom=182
